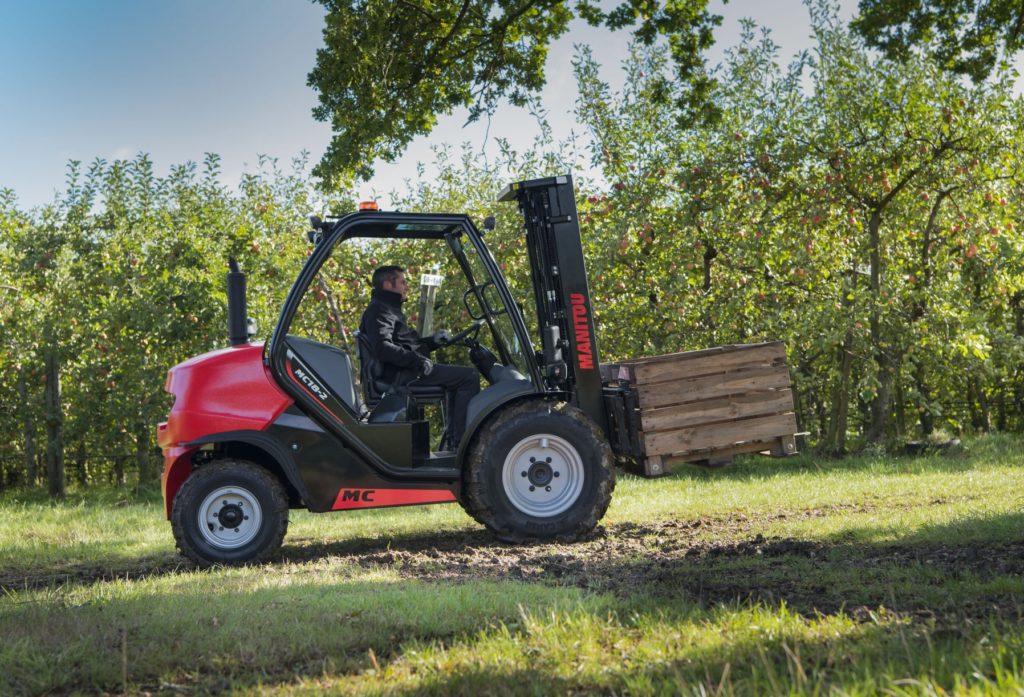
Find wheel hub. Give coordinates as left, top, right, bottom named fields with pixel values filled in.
left=503, top=434, right=584, bottom=517
left=217, top=503, right=244, bottom=529
left=197, top=487, right=263, bottom=550
left=527, top=461, right=553, bottom=486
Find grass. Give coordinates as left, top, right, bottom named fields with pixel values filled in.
left=1, top=434, right=1022, bottom=695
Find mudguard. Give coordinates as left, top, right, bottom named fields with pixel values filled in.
left=158, top=342, right=293, bottom=518
left=456, top=379, right=542, bottom=463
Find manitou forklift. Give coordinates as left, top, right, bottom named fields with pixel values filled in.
left=159, top=175, right=635, bottom=566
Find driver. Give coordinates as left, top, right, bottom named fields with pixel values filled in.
left=360, top=265, right=480, bottom=447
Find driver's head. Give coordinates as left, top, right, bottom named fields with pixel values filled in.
left=372, top=265, right=410, bottom=301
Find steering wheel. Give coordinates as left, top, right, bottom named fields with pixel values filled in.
left=441, top=318, right=486, bottom=347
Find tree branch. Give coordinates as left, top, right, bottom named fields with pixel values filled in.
left=1010, top=3, right=1024, bottom=47
left=395, top=0, right=442, bottom=24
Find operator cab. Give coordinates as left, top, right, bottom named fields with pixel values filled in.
left=267, top=209, right=539, bottom=471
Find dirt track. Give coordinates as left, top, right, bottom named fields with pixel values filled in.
left=6, top=503, right=1021, bottom=621
left=307, top=506, right=1024, bottom=619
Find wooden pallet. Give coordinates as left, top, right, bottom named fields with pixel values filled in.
left=603, top=342, right=799, bottom=477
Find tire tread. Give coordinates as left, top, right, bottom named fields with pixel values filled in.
left=171, top=459, right=289, bottom=567
left=461, top=400, right=614, bottom=543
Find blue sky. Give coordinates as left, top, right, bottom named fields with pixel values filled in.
left=0, top=0, right=329, bottom=207
left=0, top=0, right=952, bottom=210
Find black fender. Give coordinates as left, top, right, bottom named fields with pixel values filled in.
left=456, top=380, right=545, bottom=464
left=184, top=429, right=312, bottom=508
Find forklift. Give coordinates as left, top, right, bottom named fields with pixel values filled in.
left=159, top=175, right=632, bottom=566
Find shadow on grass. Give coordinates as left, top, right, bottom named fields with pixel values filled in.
left=641, top=431, right=1024, bottom=485
left=0, top=550, right=190, bottom=594
left=0, top=485, right=163, bottom=507
left=377, top=609, right=1024, bottom=697
left=0, top=574, right=589, bottom=695
left=659, top=450, right=972, bottom=484
left=4, top=564, right=1020, bottom=695
left=4, top=505, right=1023, bottom=624
left=0, top=526, right=505, bottom=594
left=3, top=509, right=1023, bottom=694
left=4, top=439, right=1022, bottom=692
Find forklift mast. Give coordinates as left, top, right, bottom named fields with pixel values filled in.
left=498, top=174, right=606, bottom=428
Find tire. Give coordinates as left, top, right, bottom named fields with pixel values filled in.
left=171, top=459, right=288, bottom=567
left=462, top=400, right=615, bottom=543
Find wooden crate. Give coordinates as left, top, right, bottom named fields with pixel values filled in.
left=603, top=342, right=798, bottom=477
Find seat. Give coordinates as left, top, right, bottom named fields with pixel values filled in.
left=354, top=330, right=443, bottom=403
left=354, top=330, right=453, bottom=449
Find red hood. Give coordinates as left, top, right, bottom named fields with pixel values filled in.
left=159, top=342, right=293, bottom=448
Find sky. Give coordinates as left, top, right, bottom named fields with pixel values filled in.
left=0, top=0, right=953, bottom=211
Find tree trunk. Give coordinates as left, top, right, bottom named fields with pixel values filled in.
left=965, top=377, right=990, bottom=432
left=136, top=428, right=151, bottom=487
left=893, top=371, right=906, bottom=439
left=1013, top=291, right=1024, bottom=337
left=17, top=367, right=36, bottom=486
left=74, top=441, right=88, bottom=487
left=794, top=355, right=818, bottom=441
left=913, top=360, right=934, bottom=437
left=1012, top=292, right=1024, bottom=431
left=815, top=396, right=828, bottom=446
left=909, top=193, right=946, bottom=439
left=43, top=348, right=65, bottom=499
left=973, top=376, right=991, bottom=431
left=826, top=337, right=853, bottom=455
left=865, top=209, right=892, bottom=444
left=996, top=381, right=1007, bottom=431
left=825, top=272, right=857, bottom=455
left=866, top=355, right=895, bottom=443
left=1015, top=384, right=1024, bottom=431
left=114, top=455, right=126, bottom=488
left=318, top=272, right=354, bottom=356
left=966, top=379, right=978, bottom=431
left=700, top=240, right=717, bottom=340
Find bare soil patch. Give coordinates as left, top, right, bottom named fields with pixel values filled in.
left=4, top=500, right=1020, bottom=623
left=274, top=499, right=1021, bottom=620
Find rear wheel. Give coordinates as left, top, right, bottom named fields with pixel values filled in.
left=462, top=401, right=615, bottom=542
left=171, top=459, right=288, bottom=567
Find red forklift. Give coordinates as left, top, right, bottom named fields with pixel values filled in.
left=159, top=175, right=632, bottom=566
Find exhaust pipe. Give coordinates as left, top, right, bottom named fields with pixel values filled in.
left=227, top=257, right=249, bottom=346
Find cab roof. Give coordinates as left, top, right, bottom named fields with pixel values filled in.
left=329, top=212, right=469, bottom=241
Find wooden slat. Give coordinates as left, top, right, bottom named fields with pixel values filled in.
left=613, top=341, right=784, bottom=367
left=639, top=389, right=794, bottom=433
left=646, top=434, right=799, bottom=474
left=631, top=343, right=787, bottom=385
left=637, top=364, right=792, bottom=409
left=641, top=412, right=798, bottom=457
left=662, top=438, right=787, bottom=467
left=602, top=342, right=787, bottom=383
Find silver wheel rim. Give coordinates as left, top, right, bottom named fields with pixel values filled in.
left=502, top=433, right=585, bottom=517
left=197, top=486, right=263, bottom=550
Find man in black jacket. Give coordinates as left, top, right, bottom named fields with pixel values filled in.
left=359, top=265, right=480, bottom=446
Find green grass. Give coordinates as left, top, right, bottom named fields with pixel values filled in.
left=1, top=434, right=1023, bottom=695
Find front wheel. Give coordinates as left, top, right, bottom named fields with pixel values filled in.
left=461, top=401, right=615, bottom=542
left=171, top=459, right=288, bottom=567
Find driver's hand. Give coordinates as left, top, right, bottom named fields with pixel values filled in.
left=432, top=329, right=452, bottom=346
left=418, top=357, right=434, bottom=376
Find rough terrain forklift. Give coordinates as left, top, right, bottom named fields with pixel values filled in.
left=159, top=175, right=635, bottom=566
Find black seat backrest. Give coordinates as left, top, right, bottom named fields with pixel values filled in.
left=354, top=329, right=390, bottom=404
